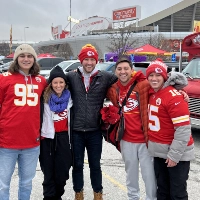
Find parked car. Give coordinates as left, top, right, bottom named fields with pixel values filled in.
left=95, top=62, right=116, bottom=73
left=45, top=60, right=81, bottom=79
left=57, top=60, right=81, bottom=73
left=0, top=61, right=13, bottom=73
left=1, top=58, right=13, bottom=64
left=95, top=61, right=149, bottom=74
left=38, top=57, right=66, bottom=77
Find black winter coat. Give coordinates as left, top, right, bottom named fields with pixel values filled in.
left=66, top=69, right=117, bottom=132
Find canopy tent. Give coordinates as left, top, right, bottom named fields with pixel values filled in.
left=37, top=53, right=56, bottom=58
left=127, top=44, right=173, bottom=56
left=6, top=53, right=14, bottom=58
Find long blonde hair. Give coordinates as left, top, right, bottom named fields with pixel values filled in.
left=43, top=84, right=53, bottom=103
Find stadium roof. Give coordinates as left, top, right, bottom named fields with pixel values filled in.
left=135, top=0, right=200, bottom=32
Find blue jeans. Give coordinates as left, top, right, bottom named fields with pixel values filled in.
left=0, top=146, right=40, bottom=200
left=72, top=130, right=103, bottom=193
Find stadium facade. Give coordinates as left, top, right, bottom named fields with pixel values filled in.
left=34, top=0, right=200, bottom=59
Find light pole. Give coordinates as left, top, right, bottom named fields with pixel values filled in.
left=70, top=0, right=71, bottom=36
left=24, top=27, right=29, bottom=43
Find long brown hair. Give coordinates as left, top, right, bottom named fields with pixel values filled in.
left=8, top=59, right=40, bottom=75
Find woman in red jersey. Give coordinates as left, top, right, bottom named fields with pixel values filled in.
left=0, top=44, right=47, bottom=199
left=39, top=66, right=72, bottom=200
left=146, top=59, right=195, bottom=200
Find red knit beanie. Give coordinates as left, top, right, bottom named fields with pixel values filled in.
left=78, top=44, right=98, bottom=63
left=146, top=58, right=168, bottom=80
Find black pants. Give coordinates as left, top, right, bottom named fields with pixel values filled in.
left=39, top=132, right=72, bottom=200
left=154, top=157, right=190, bottom=200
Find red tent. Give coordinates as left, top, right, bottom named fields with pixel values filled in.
left=127, top=44, right=172, bottom=56
left=6, top=53, right=14, bottom=58
left=37, top=53, right=56, bottom=58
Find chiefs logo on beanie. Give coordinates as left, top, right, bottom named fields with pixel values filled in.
left=146, top=58, right=168, bottom=80
left=78, top=44, right=98, bottom=63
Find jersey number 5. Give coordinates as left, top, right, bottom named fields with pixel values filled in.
left=148, top=105, right=160, bottom=132
left=14, top=84, right=38, bottom=106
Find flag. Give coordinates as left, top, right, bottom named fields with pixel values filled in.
left=10, top=25, right=12, bottom=53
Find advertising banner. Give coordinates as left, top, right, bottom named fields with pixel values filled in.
left=112, top=6, right=141, bottom=22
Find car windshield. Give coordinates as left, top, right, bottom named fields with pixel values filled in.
left=96, top=62, right=114, bottom=71
left=182, top=58, right=200, bottom=79
left=58, top=61, right=75, bottom=69
left=133, top=62, right=150, bottom=74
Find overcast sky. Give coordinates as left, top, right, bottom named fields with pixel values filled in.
left=0, top=0, right=183, bottom=43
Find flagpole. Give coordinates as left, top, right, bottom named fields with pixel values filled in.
left=10, top=25, right=12, bottom=54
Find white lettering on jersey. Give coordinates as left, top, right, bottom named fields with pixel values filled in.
left=124, top=98, right=139, bottom=112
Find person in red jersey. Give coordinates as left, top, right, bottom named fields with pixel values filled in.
left=107, top=57, right=157, bottom=200
left=0, top=44, right=47, bottom=200
left=146, top=59, right=195, bottom=200
left=39, top=66, right=72, bottom=200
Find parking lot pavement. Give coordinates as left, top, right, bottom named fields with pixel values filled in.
left=10, top=129, right=200, bottom=200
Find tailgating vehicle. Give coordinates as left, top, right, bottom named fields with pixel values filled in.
left=1, top=58, right=13, bottom=64
left=181, top=32, right=200, bottom=129
left=0, top=61, right=13, bottom=73
left=56, top=60, right=81, bottom=73
left=96, top=61, right=150, bottom=74
left=95, top=62, right=116, bottom=73
left=45, top=60, right=81, bottom=79
left=38, top=57, right=66, bottom=77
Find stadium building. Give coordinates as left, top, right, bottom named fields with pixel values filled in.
left=34, top=0, right=200, bottom=59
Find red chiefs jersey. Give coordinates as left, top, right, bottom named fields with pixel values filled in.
left=0, top=72, right=47, bottom=149
left=148, top=86, right=193, bottom=145
left=119, top=87, right=145, bottom=143
left=53, top=108, right=68, bottom=132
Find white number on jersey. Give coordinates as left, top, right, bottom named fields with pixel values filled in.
left=169, top=89, right=181, bottom=96
left=14, top=84, right=38, bottom=106
left=148, top=105, right=160, bottom=132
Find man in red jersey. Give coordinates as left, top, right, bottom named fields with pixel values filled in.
left=146, top=59, right=195, bottom=200
left=0, top=44, right=47, bottom=200
left=107, top=57, right=157, bottom=200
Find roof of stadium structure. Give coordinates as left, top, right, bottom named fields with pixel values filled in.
left=133, top=0, right=200, bottom=32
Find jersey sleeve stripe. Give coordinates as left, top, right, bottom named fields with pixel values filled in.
left=172, top=115, right=190, bottom=124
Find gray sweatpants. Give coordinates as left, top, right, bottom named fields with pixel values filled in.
left=120, top=140, right=157, bottom=200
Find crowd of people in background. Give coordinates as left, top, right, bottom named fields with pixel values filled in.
left=0, top=43, right=194, bottom=200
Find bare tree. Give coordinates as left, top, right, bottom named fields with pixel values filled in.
left=37, top=45, right=57, bottom=55
left=107, top=23, right=139, bottom=58
left=37, top=43, right=73, bottom=59
left=0, top=43, right=10, bottom=56
left=57, top=43, right=73, bottom=59
left=140, top=33, right=172, bottom=61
